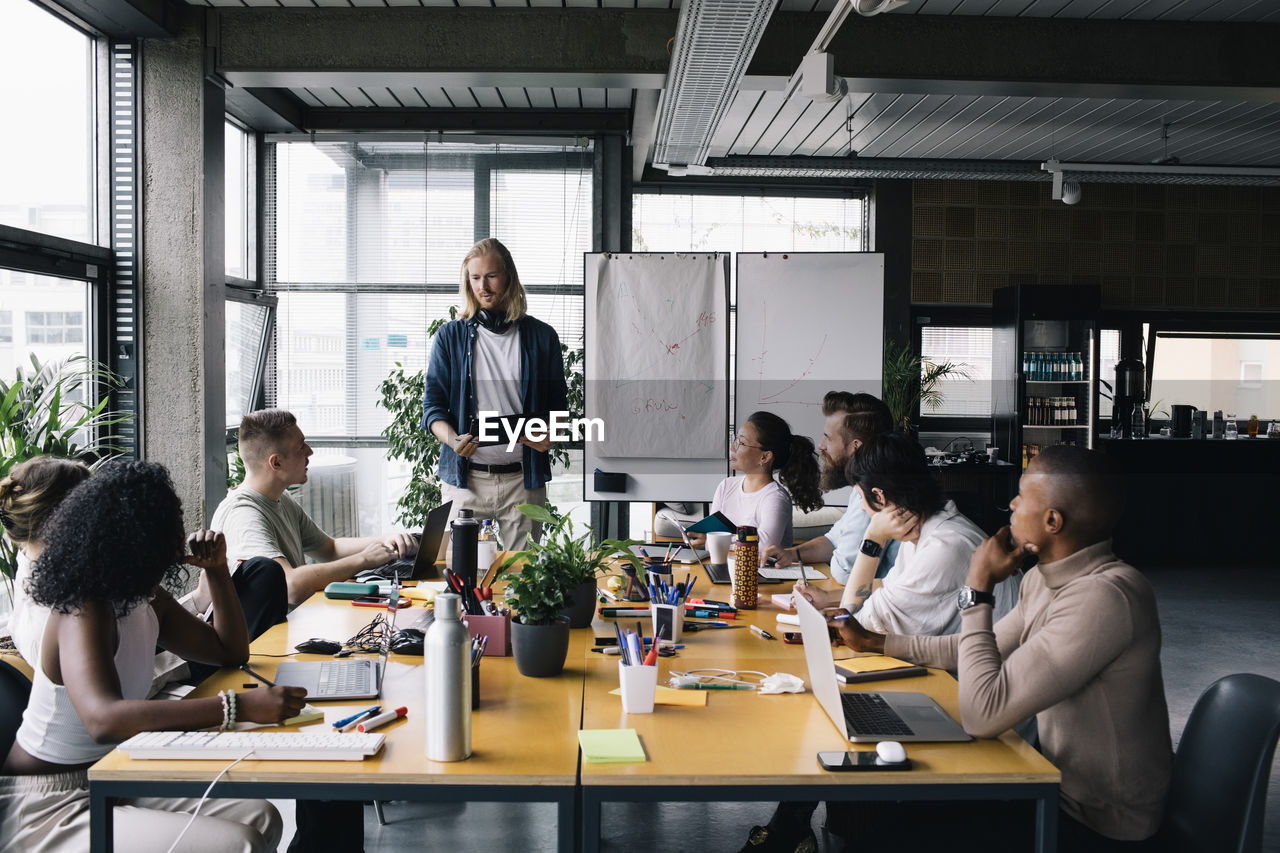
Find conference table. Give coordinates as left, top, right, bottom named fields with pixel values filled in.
left=87, top=562, right=1060, bottom=853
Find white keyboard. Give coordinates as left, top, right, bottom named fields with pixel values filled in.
left=119, top=730, right=386, bottom=761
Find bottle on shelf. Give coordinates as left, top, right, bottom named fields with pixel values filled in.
left=1247, top=414, right=1259, bottom=437
left=1131, top=406, right=1146, bottom=439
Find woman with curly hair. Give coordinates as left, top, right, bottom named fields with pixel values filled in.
left=691, top=411, right=823, bottom=553
left=0, top=460, right=305, bottom=852
left=0, top=456, right=91, bottom=666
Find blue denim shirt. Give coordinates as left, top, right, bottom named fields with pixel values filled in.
left=824, top=488, right=901, bottom=584
left=422, top=315, right=567, bottom=491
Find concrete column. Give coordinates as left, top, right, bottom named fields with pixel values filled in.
left=140, top=9, right=226, bottom=528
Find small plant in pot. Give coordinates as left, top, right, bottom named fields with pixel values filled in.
left=500, top=504, right=640, bottom=676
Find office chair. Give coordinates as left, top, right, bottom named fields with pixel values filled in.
left=0, top=657, right=33, bottom=757
left=1160, top=673, right=1280, bottom=853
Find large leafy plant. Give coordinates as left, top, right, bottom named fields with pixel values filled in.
left=881, top=340, right=972, bottom=433
left=0, top=354, right=129, bottom=579
left=499, top=504, right=639, bottom=625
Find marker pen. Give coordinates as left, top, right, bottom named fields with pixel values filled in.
left=750, top=625, right=777, bottom=640
left=357, top=706, right=408, bottom=732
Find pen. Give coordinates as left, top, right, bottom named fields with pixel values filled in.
left=831, top=613, right=852, bottom=622
left=357, top=706, right=408, bottom=733
left=675, top=682, right=754, bottom=690
left=336, top=706, right=382, bottom=732
left=687, top=608, right=735, bottom=619
left=240, top=664, right=276, bottom=687
left=750, top=625, right=777, bottom=640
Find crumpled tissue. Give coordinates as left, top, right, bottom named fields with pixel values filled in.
left=758, top=672, right=806, bottom=694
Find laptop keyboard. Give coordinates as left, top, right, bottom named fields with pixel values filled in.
left=840, top=691, right=914, bottom=737
left=319, top=660, right=373, bottom=693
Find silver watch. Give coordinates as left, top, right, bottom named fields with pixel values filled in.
left=957, top=586, right=996, bottom=611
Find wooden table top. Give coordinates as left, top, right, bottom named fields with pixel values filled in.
left=90, top=594, right=586, bottom=787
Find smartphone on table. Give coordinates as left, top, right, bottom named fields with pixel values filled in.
left=817, top=751, right=912, bottom=771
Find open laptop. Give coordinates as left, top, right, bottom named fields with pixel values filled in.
left=274, top=584, right=399, bottom=700
left=795, top=593, right=971, bottom=743
left=356, top=501, right=452, bottom=582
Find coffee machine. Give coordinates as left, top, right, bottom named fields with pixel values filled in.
left=1113, top=357, right=1145, bottom=439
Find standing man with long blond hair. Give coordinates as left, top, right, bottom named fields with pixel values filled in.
left=423, top=238, right=567, bottom=549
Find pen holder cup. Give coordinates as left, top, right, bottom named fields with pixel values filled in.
left=618, top=660, right=658, bottom=714
left=464, top=612, right=511, bottom=656
left=471, top=660, right=480, bottom=710
left=621, top=566, right=650, bottom=602
left=643, top=560, right=674, bottom=587
left=650, top=603, right=685, bottom=644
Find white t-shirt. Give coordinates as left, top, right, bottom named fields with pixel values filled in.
left=210, top=486, right=329, bottom=569
left=10, top=549, right=47, bottom=667
left=710, top=476, right=793, bottom=553
left=471, top=324, right=522, bottom=465
left=855, top=500, right=1021, bottom=636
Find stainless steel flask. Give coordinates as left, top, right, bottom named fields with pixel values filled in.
left=424, top=592, right=472, bottom=761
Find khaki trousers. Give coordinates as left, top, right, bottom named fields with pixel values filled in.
left=0, top=769, right=282, bottom=853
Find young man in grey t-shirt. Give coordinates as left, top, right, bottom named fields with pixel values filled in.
left=201, top=409, right=417, bottom=608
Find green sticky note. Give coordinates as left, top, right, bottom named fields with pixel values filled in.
left=282, top=704, right=324, bottom=727
left=578, top=728, right=647, bottom=763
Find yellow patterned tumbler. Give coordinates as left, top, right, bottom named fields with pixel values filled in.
left=731, top=526, right=759, bottom=610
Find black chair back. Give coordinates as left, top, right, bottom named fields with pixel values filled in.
left=1161, top=673, right=1280, bottom=853
left=0, top=658, right=33, bottom=759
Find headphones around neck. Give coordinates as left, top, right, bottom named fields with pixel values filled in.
left=474, top=308, right=512, bottom=334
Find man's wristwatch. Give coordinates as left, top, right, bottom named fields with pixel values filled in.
left=859, top=538, right=883, bottom=558
left=957, top=586, right=996, bottom=611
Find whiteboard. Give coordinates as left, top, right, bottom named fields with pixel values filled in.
left=735, top=253, right=884, bottom=506
left=584, top=252, right=730, bottom=503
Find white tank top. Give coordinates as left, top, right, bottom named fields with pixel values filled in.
left=15, top=602, right=160, bottom=765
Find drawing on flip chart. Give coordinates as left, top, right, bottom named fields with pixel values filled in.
left=590, top=254, right=728, bottom=459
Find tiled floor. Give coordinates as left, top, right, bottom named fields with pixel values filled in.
left=274, top=566, right=1280, bottom=852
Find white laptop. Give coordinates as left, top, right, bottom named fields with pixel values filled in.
left=274, top=585, right=399, bottom=700
left=795, top=593, right=971, bottom=743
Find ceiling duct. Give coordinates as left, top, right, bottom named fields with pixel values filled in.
left=652, top=0, right=780, bottom=171
left=705, top=156, right=1280, bottom=186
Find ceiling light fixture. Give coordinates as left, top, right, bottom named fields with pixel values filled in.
left=851, top=0, right=909, bottom=15
left=1043, top=158, right=1280, bottom=190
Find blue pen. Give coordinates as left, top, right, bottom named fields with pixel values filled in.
left=684, top=575, right=696, bottom=601
left=333, top=705, right=380, bottom=729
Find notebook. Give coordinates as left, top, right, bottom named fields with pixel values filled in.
left=356, top=501, right=452, bottom=582
left=795, top=593, right=971, bottom=743
left=274, top=584, right=399, bottom=700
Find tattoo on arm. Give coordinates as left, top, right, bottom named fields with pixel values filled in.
left=847, top=583, right=873, bottom=614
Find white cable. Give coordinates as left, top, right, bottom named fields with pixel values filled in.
left=163, top=750, right=255, bottom=853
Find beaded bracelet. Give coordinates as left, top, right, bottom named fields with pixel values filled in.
left=218, top=689, right=231, bottom=730
left=227, top=690, right=237, bottom=730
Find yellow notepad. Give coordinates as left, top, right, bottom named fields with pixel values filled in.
left=578, top=729, right=647, bottom=763
left=608, top=685, right=709, bottom=707
left=836, top=655, right=917, bottom=673
left=282, top=704, right=324, bottom=727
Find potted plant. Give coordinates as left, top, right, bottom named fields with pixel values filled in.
left=0, top=354, right=128, bottom=635
left=881, top=340, right=972, bottom=436
left=500, top=504, right=639, bottom=677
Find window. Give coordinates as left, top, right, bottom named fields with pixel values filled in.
left=226, top=296, right=274, bottom=428
left=0, top=274, right=90, bottom=375
left=0, top=2, right=94, bottom=244
left=1150, top=333, right=1279, bottom=421
left=225, top=121, right=254, bottom=279
left=919, top=326, right=992, bottom=418
left=1097, top=328, right=1120, bottom=420
left=25, top=310, right=85, bottom=345
left=268, top=139, right=592, bottom=535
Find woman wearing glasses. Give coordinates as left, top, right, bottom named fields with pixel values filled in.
left=691, top=411, right=822, bottom=553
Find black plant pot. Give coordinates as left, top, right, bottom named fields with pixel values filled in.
left=511, top=616, right=571, bottom=678
left=558, top=579, right=598, bottom=629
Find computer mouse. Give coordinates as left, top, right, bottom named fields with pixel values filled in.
left=294, top=638, right=342, bottom=655
left=876, top=741, right=907, bottom=764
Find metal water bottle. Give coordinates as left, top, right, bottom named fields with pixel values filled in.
left=451, top=508, right=479, bottom=586
left=424, top=592, right=472, bottom=761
